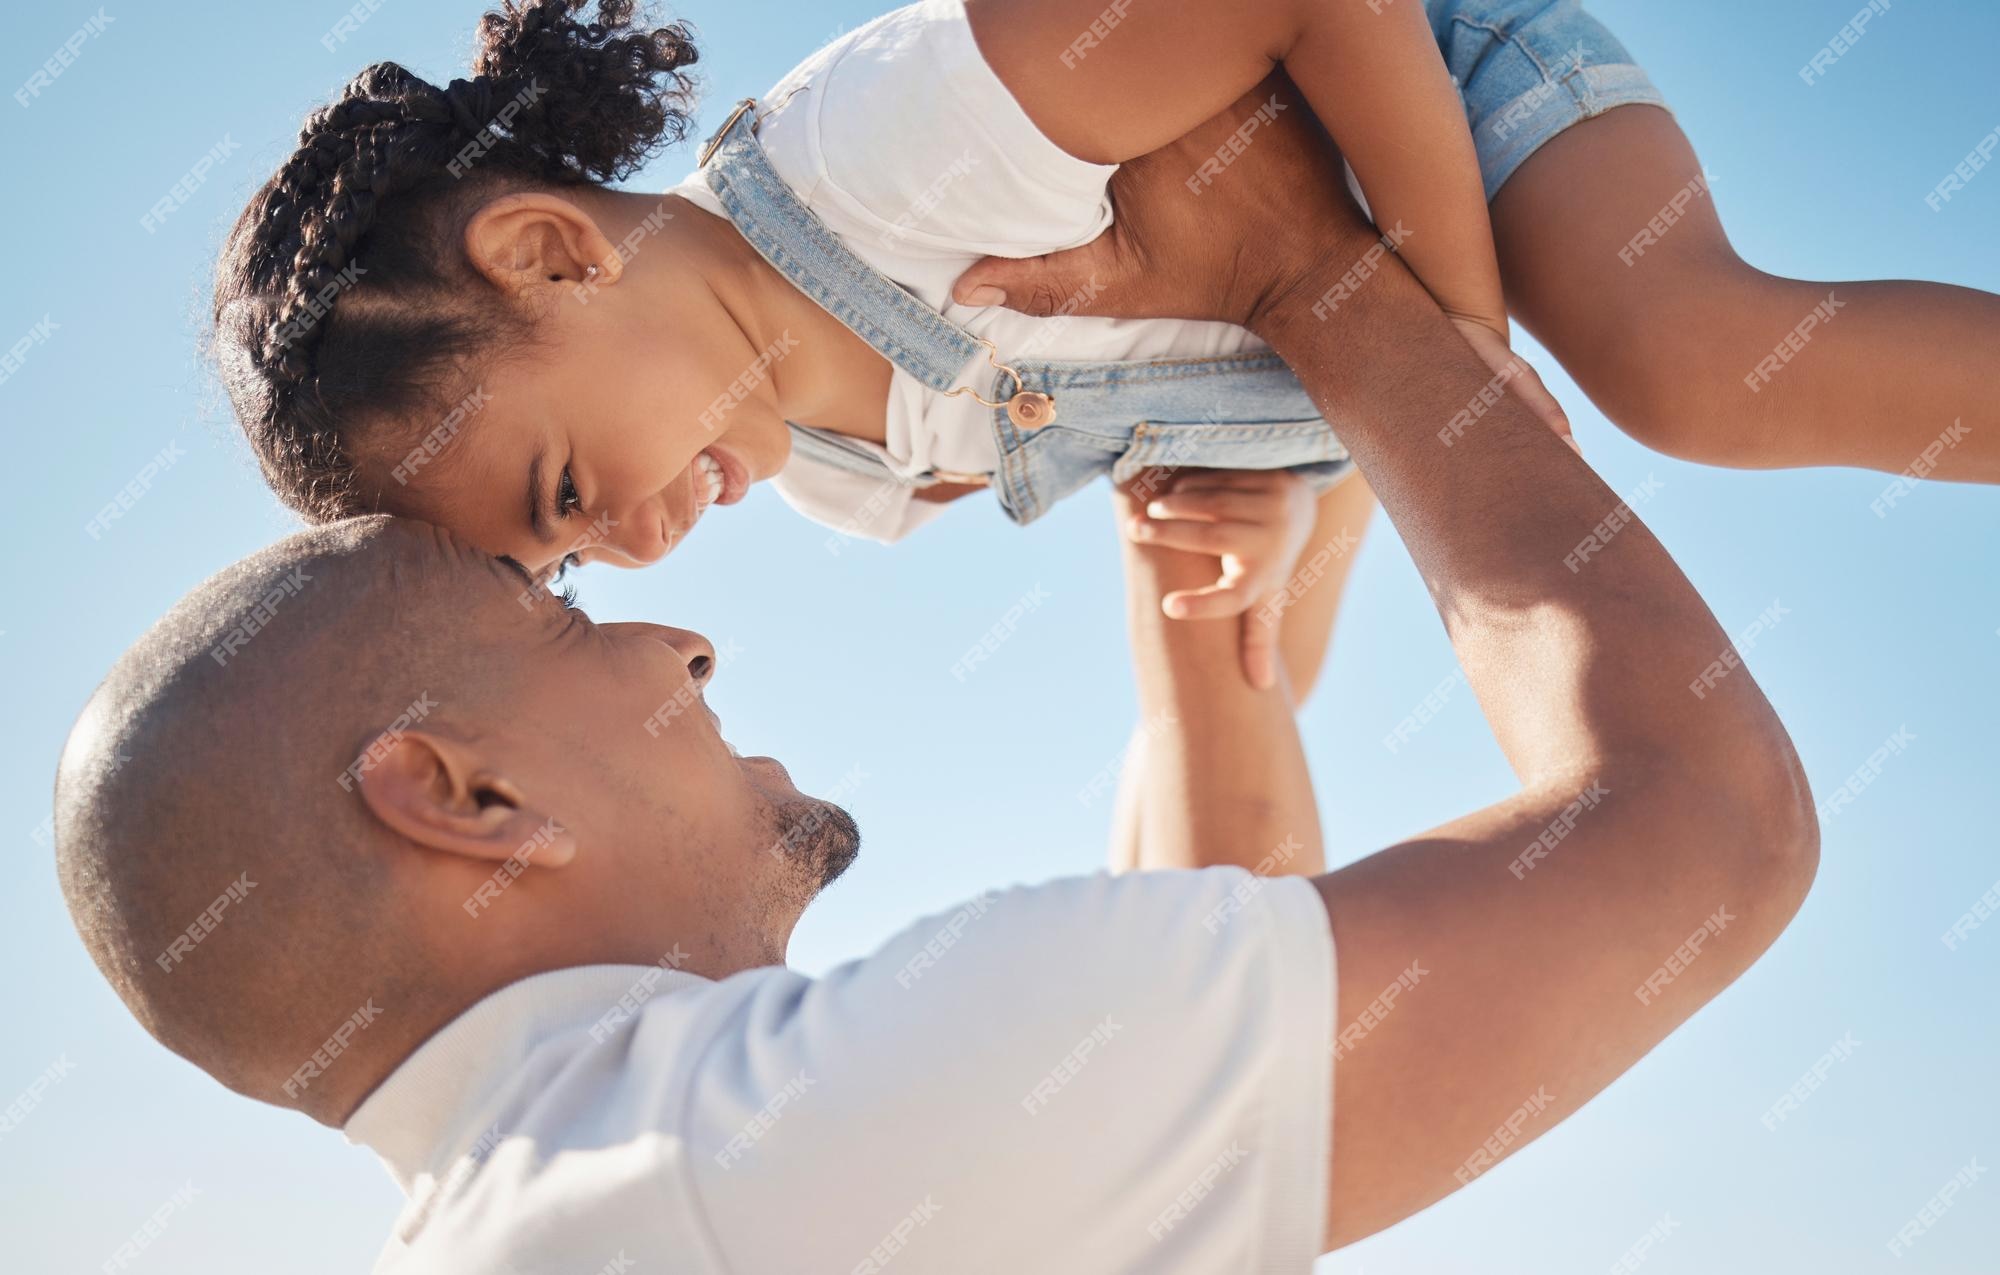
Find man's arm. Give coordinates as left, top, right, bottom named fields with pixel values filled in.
left=972, top=88, right=1820, bottom=1249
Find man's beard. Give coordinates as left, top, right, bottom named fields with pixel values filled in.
left=764, top=794, right=861, bottom=898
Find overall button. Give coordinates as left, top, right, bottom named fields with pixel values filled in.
left=1007, top=391, right=1056, bottom=430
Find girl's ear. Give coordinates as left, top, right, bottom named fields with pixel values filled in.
left=352, top=727, right=579, bottom=869
left=464, top=192, right=622, bottom=297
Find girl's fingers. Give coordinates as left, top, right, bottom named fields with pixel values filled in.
left=1144, top=490, right=1280, bottom=525
left=1509, top=360, right=1576, bottom=446
left=1161, top=578, right=1255, bottom=621
left=1127, top=516, right=1259, bottom=557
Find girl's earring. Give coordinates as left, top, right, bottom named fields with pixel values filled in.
left=585, top=265, right=600, bottom=279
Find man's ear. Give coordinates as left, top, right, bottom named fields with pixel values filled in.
left=353, top=729, right=579, bottom=869
left=463, top=192, right=622, bottom=298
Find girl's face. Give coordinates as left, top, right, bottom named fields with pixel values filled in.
left=367, top=196, right=797, bottom=580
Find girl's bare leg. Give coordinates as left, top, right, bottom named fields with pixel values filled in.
left=1492, top=105, right=2000, bottom=483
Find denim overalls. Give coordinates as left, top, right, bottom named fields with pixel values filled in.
left=699, top=100, right=1352, bottom=528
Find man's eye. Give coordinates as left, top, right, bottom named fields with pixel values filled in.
left=557, top=468, right=582, bottom=518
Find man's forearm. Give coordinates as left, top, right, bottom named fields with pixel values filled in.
left=1118, top=487, right=1324, bottom=876
left=1252, top=260, right=1803, bottom=798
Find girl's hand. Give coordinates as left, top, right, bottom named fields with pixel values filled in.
left=1447, top=315, right=1576, bottom=450
left=1126, top=469, right=1317, bottom=691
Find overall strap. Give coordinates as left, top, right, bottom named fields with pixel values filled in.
left=700, top=99, right=989, bottom=394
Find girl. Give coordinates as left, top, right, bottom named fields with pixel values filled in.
left=213, top=0, right=1997, bottom=698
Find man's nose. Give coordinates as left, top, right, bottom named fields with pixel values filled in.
left=609, top=623, right=716, bottom=687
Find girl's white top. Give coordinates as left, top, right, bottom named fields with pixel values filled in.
left=667, top=0, right=1273, bottom=543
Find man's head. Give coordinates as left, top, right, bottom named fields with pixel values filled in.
left=54, top=516, right=856, bottom=1124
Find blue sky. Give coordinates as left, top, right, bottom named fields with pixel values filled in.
left=2, top=0, right=1996, bottom=1270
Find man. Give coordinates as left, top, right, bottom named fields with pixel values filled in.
left=55, top=88, right=1816, bottom=1270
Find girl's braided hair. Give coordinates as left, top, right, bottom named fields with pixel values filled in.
left=213, top=0, right=698, bottom=521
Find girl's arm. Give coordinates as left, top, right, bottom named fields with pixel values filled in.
left=963, top=0, right=1567, bottom=432
left=1112, top=474, right=1326, bottom=877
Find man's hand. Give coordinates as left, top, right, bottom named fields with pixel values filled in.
left=1126, top=469, right=1316, bottom=691
left=952, top=74, right=1572, bottom=442
left=954, top=75, right=1371, bottom=332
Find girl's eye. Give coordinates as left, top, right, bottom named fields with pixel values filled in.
left=557, top=468, right=582, bottom=518
left=557, top=580, right=582, bottom=611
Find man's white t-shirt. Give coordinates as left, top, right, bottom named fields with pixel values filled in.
left=347, top=869, right=1335, bottom=1273
left=666, top=0, right=1277, bottom=544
